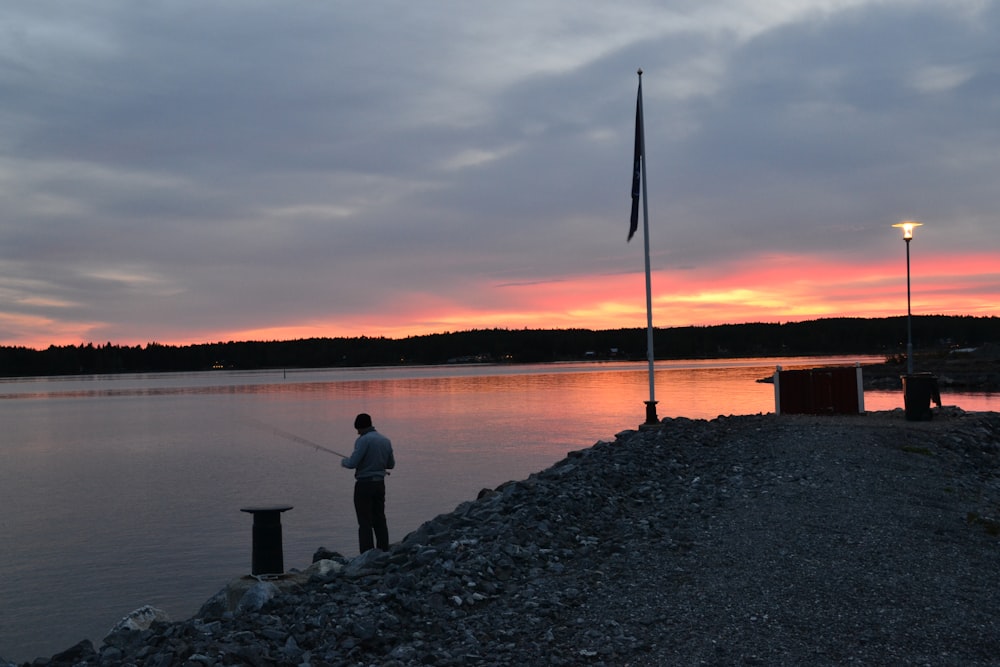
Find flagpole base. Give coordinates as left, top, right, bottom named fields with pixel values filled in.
left=640, top=400, right=660, bottom=429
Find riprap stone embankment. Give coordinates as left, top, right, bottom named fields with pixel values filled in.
left=15, top=408, right=1000, bottom=666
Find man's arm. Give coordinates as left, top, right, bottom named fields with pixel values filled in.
left=341, top=438, right=365, bottom=468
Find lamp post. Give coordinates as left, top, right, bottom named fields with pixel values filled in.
left=892, top=220, right=922, bottom=375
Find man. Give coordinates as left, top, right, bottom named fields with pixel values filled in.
left=341, top=413, right=395, bottom=553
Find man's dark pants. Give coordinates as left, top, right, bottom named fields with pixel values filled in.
left=353, top=479, right=389, bottom=552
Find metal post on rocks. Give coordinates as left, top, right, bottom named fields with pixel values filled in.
left=240, top=505, right=293, bottom=576
left=630, top=68, right=660, bottom=429
left=892, top=220, right=922, bottom=375
left=892, top=221, right=939, bottom=421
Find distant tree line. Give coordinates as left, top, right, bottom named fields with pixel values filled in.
left=1, top=315, right=997, bottom=378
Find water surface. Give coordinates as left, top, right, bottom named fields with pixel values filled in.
left=0, top=357, right=994, bottom=661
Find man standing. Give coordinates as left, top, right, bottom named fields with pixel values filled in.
left=341, top=413, right=395, bottom=553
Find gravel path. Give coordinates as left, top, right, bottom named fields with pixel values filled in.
left=597, top=412, right=1000, bottom=665
left=20, top=409, right=1000, bottom=666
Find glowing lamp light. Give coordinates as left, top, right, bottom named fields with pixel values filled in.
left=892, top=220, right=922, bottom=240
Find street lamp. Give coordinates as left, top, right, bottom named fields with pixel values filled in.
left=892, top=220, right=922, bottom=374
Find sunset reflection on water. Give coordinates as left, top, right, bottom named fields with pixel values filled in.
left=0, top=357, right=996, bottom=662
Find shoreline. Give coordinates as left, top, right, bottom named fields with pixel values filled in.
left=13, top=408, right=1000, bottom=666
left=860, top=346, right=1000, bottom=391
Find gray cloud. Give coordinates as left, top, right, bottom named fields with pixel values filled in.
left=0, top=1, right=996, bottom=346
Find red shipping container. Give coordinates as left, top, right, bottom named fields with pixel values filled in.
left=774, top=365, right=864, bottom=415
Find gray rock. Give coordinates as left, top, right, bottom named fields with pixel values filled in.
left=105, top=604, right=170, bottom=636
left=235, top=581, right=279, bottom=613
left=28, top=411, right=1000, bottom=666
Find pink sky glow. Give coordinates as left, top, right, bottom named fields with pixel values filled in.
left=155, top=250, right=997, bottom=349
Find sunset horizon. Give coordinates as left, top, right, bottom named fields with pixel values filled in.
left=1, top=3, right=997, bottom=355
left=6, top=242, right=996, bottom=351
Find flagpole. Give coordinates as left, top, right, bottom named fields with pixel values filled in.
left=636, top=68, right=658, bottom=426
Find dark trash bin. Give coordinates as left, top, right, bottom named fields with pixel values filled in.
left=901, top=373, right=941, bottom=421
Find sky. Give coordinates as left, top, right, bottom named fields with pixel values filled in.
left=1, top=1, right=998, bottom=350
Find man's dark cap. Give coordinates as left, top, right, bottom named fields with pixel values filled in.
left=354, top=413, right=373, bottom=429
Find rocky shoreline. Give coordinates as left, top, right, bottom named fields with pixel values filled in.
left=10, top=408, right=1000, bottom=666
left=861, top=345, right=1000, bottom=391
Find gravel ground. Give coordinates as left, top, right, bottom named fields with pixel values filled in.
left=585, top=410, right=1000, bottom=665
left=17, top=408, right=1000, bottom=666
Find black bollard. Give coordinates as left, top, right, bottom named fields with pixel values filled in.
left=240, top=505, right=293, bottom=575
left=644, top=400, right=659, bottom=425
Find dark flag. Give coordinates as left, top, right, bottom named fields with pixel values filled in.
left=628, top=76, right=643, bottom=242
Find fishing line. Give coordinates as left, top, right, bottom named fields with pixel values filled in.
left=246, top=417, right=349, bottom=458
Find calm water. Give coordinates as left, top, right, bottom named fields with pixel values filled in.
left=1, top=356, right=995, bottom=661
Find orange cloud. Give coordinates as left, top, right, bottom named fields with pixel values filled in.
left=10, top=250, right=995, bottom=349
left=269, top=249, right=997, bottom=342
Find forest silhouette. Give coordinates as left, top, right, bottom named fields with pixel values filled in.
left=1, top=315, right=997, bottom=377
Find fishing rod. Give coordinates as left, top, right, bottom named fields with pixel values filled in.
left=247, top=417, right=349, bottom=458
